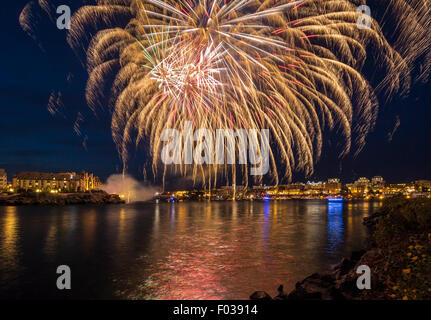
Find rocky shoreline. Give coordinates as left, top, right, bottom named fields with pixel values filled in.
left=0, top=191, right=125, bottom=205
left=250, top=249, right=371, bottom=300
left=251, top=200, right=407, bottom=300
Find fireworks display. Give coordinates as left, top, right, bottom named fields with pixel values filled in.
left=20, top=0, right=431, bottom=186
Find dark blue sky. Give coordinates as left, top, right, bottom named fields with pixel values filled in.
left=0, top=1, right=123, bottom=181
left=1, top=1, right=431, bottom=184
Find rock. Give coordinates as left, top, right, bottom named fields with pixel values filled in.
left=320, top=274, right=335, bottom=286
left=289, top=276, right=322, bottom=299
left=328, top=287, right=346, bottom=300
left=285, top=272, right=346, bottom=300
left=274, top=284, right=288, bottom=300
left=333, top=258, right=354, bottom=276
left=250, top=291, right=272, bottom=300
left=287, top=285, right=322, bottom=300
left=350, top=250, right=366, bottom=263
left=332, top=269, right=342, bottom=280
left=335, top=275, right=360, bottom=298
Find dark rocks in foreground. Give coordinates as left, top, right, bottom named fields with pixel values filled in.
left=250, top=249, right=367, bottom=301
left=0, top=191, right=125, bottom=205
left=250, top=291, right=272, bottom=300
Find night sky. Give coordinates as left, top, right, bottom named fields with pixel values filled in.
left=1, top=1, right=431, bottom=185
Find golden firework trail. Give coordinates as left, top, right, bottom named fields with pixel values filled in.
left=20, top=0, right=431, bottom=186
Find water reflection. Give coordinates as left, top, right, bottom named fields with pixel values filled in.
left=81, top=209, right=97, bottom=255
left=0, top=200, right=381, bottom=299
left=43, top=218, right=58, bottom=260
left=327, top=202, right=344, bottom=254
left=262, top=200, right=270, bottom=248
left=133, top=200, right=377, bottom=299
left=0, top=207, right=19, bottom=272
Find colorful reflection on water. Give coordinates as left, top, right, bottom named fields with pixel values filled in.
left=0, top=200, right=382, bottom=299
left=327, top=202, right=344, bottom=254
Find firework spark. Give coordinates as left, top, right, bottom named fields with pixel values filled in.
left=144, top=40, right=226, bottom=113
left=20, top=0, right=431, bottom=186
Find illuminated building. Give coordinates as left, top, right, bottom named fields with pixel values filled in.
left=0, top=169, right=7, bottom=191
left=217, top=185, right=247, bottom=199
left=354, top=177, right=371, bottom=187
left=384, top=183, right=406, bottom=195
left=371, top=176, right=385, bottom=188
left=351, top=177, right=371, bottom=195
left=325, top=178, right=342, bottom=195
left=346, top=183, right=359, bottom=195
left=159, top=177, right=431, bottom=201
left=415, top=180, right=431, bottom=192
left=12, top=171, right=101, bottom=193
left=277, top=184, right=305, bottom=196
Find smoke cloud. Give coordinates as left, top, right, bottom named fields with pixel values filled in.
left=102, top=174, right=159, bottom=203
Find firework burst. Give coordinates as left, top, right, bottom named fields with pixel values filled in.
left=20, top=0, right=431, bottom=186
left=144, top=40, right=226, bottom=113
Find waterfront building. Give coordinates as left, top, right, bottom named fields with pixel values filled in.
left=415, top=180, right=431, bottom=192
left=305, top=181, right=325, bottom=195
left=12, top=171, right=101, bottom=193
left=371, top=176, right=385, bottom=188
left=0, top=169, right=7, bottom=190
left=277, top=184, right=306, bottom=196
left=383, top=183, right=406, bottom=196
left=173, top=190, right=205, bottom=200
left=217, top=185, right=247, bottom=199
left=346, top=183, right=359, bottom=195
left=325, top=178, right=342, bottom=195
left=351, top=177, right=371, bottom=195
left=354, top=177, right=371, bottom=187
left=347, top=183, right=371, bottom=198
left=159, top=177, right=431, bottom=201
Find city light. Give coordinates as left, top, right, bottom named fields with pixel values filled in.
left=153, top=176, right=431, bottom=202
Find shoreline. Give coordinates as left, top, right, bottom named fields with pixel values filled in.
left=250, top=249, right=368, bottom=301
left=152, top=198, right=382, bottom=203
left=251, top=196, right=431, bottom=300
left=0, top=191, right=125, bottom=206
